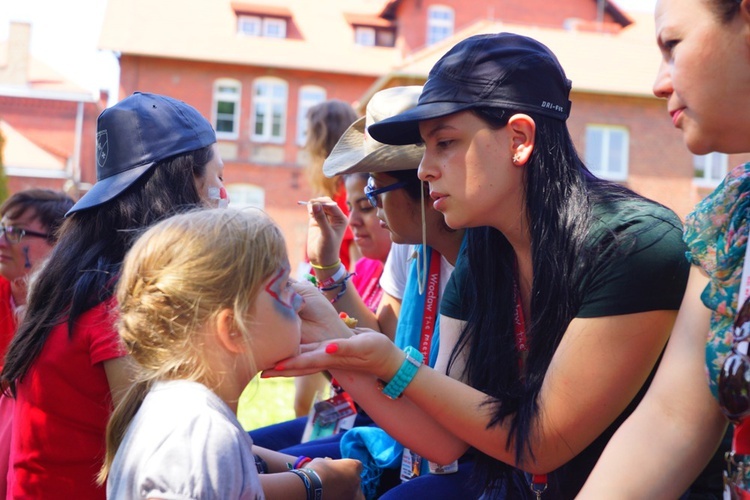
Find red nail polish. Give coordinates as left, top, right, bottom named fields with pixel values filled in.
left=325, top=343, right=339, bottom=354
left=274, top=362, right=286, bottom=371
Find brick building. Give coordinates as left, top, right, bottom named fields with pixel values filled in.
left=99, top=0, right=749, bottom=269
left=0, top=22, right=104, bottom=198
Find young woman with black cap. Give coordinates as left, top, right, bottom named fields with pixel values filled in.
left=264, top=33, right=689, bottom=498
left=252, top=86, right=473, bottom=498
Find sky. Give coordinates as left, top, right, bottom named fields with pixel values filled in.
left=0, top=0, right=657, bottom=106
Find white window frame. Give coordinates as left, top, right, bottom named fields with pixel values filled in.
left=427, top=5, right=454, bottom=46
left=252, top=77, right=288, bottom=143
left=297, top=86, right=327, bottom=146
left=212, top=79, right=241, bottom=140
left=263, top=17, right=287, bottom=38
left=238, top=15, right=261, bottom=36
left=584, top=125, right=630, bottom=181
left=226, top=183, right=265, bottom=209
left=355, top=27, right=376, bottom=46
left=693, top=152, right=728, bottom=187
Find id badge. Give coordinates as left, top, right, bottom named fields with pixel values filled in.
left=301, top=390, right=357, bottom=443
left=428, top=459, right=459, bottom=474
left=400, top=448, right=422, bottom=482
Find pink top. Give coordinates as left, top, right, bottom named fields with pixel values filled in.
left=352, top=257, right=384, bottom=313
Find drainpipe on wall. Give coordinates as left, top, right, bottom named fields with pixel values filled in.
left=72, top=100, right=83, bottom=185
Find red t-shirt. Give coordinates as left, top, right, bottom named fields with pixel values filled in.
left=9, top=299, right=125, bottom=499
left=0, top=277, right=17, bottom=369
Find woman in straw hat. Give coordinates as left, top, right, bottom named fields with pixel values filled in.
left=265, top=33, right=689, bottom=498
left=254, top=86, right=470, bottom=498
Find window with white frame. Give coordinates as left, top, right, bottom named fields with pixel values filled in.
left=213, top=79, right=241, bottom=139
left=297, top=86, right=327, bottom=146
left=585, top=125, right=629, bottom=181
left=355, top=27, right=376, bottom=46
left=238, top=15, right=261, bottom=36
left=263, top=18, right=287, bottom=38
left=427, top=5, right=454, bottom=46
left=226, top=183, right=265, bottom=209
left=252, top=78, right=287, bottom=143
left=237, top=14, right=287, bottom=38
left=693, top=152, right=728, bottom=186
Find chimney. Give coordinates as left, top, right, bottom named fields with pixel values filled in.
left=0, top=22, right=31, bottom=85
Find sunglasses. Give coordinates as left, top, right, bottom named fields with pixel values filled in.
left=719, top=297, right=750, bottom=420
left=0, top=224, right=50, bottom=245
left=364, top=178, right=408, bottom=209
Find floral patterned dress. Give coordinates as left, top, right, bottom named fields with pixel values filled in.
left=684, top=162, right=750, bottom=398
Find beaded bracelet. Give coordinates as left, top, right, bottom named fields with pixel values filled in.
left=310, top=259, right=341, bottom=271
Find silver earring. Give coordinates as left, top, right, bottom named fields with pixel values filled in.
left=512, top=154, right=521, bottom=164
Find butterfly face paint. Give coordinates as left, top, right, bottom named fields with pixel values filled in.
left=207, top=186, right=229, bottom=209
left=264, top=268, right=303, bottom=319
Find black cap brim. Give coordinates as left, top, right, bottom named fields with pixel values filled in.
left=367, top=101, right=477, bottom=146
left=66, top=161, right=156, bottom=216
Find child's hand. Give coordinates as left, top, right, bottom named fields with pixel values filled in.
left=306, top=457, right=364, bottom=500
left=292, top=281, right=353, bottom=344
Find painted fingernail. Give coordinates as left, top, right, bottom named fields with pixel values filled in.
left=325, top=343, right=339, bottom=354
left=274, top=362, right=286, bottom=371
left=260, top=371, right=270, bottom=378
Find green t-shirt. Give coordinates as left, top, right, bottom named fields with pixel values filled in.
left=441, top=199, right=689, bottom=320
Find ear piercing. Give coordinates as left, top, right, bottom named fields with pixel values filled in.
left=512, top=154, right=521, bottom=164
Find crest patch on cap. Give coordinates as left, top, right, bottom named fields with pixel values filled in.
left=96, top=130, right=109, bottom=169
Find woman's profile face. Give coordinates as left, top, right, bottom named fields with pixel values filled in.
left=653, top=0, right=750, bottom=155
left=417, top=110, right=522, bottom=230
left=369, top=173, right=423, bottom=244
left=196, top=144, right=228, bottom=208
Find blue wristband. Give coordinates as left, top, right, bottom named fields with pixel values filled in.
left=381, top=346, right=423, bottom=399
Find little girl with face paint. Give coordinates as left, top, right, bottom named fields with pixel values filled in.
left=102, top=208, right=363, bottom=499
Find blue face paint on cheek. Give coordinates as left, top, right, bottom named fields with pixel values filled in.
left=264, top=268, right=297, bottom=320
left=291, top=293, right=304, bottom=313
left=22, top=246, right=31, bottom=269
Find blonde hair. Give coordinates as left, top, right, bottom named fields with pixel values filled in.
left=99, top=208, right=287, bottom=482
left=305, top=99, right=358, bottom=197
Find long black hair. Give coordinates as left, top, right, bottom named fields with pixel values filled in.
left=448, top=108, right=645, bottom=490
left=1, top=146, right=213, bottom=396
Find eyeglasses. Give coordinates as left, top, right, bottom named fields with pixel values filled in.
left=364, top=178, right=408, bottom=209
left=0, top=224, right=50, bottom=245
left=719, top=297, right=750, bottom=420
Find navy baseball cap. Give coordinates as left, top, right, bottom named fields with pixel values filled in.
left=67, top=92, right=216, bottom=215
left=368, top=32, right=573, bottom=146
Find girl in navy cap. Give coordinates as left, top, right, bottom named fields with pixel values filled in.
left=0, top=92, right=226, bottom=499
left=581, top=0, right=750, bottom=497
left=1, top=92, right=362, bottom=500
left=264, top=33, right=690, bottom=498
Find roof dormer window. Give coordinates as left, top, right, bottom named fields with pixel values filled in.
left=237, top=14, right=287, bottom=38
left=233, top=3, right=291, bottom=38
left=345, top=13, right=395, bottom=47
